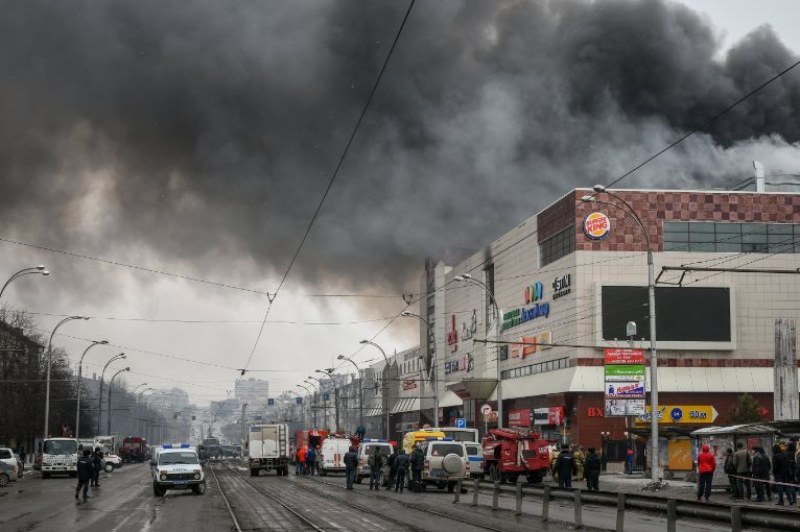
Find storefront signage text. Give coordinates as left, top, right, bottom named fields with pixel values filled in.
left=583, top=212, right=611, bottom=240
left=636, top=405, right=719, bottom=425
left=510, top=330, right=552, bottom=358
left=552, top=274, right=572, bottom=299
left=502, top=303, right=550, bottom=331
left=444, top=353, right=474, bottom=375
left=533, top=406, right=565, bottom=425
left=402, top=379, right=417, bottom=390
left=447, top=314, right=458, bottom=353
left=508, top=409, right=532, bottom=428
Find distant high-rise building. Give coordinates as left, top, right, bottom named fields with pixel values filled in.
left=235, top=378, right=270, bottom=407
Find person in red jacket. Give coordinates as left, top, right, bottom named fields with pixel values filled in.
left=697, top=444, right=716, bottom=502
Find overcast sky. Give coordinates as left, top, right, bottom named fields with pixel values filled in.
left=1, top=0, right=798, bottom=407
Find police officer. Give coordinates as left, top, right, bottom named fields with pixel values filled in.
left=75, top=449, right=94, bottom=501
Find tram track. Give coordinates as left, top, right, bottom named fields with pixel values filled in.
left=213, top=462, right=440, bottom=532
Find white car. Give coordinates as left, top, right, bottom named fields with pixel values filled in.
left=151, top=444, right=205, bottom=496
left=0, top=448, right=19, bottom=479
left=101, top=448, right=123, bottom=472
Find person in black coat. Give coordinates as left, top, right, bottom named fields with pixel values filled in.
left=91, top=448, right=103, bottom=487
left=584, top=447, right=601, bottom=491
left=554, top=445, right=577, bottom=488
left=343, top=446, right=359, bottom=491
left=76, top=449, right=94, bottom=501
left=772, top=444, right=796, bottom=505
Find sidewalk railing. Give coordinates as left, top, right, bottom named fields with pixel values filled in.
left=452, top=478, right=800, bottom=532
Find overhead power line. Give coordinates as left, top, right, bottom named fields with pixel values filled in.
left=239, top=0, right=417, bottom=375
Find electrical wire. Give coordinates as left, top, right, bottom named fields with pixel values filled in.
left=238, top=0, right=417, bottom=376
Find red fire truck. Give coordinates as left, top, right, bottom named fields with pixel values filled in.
left=481, top=428, right=551, bottom=484
left=120, top=436, right=148, bottom=463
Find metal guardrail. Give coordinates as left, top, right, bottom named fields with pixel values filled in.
left=453, top=478, right=800, bottom=531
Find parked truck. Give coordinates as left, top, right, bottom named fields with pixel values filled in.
left=248, top=424, right=290, bottom=477
left=481, top=428, right=551, bottom=484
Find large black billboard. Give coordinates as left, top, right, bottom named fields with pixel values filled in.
left=601, top=286, right=731, bottom=342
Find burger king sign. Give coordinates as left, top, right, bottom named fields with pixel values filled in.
left=583, top=212, right=610, bottom=240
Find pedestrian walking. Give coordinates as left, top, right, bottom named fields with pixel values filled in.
left=91, top=448, right=103, bottom=487
left=573, top=445, right=585, bottom=480
left=386, top=448, right=397, bottom=490
left=773, top=444, right=796, bottom=506
left=752, top=446, right=772, bottom=502
left=625, top=448, right=634, bottom=475
left=394, top=449, right=410, bottom=493
left=295, top=445, right=306, bottom=475
left=18, top=448, right=26, bottom=465
left=368, top=447, right=385, bottom=490
left=305, top=446, right=316, bottom=476
left=344, top=446, right=359, bottom=490
left=554, top=445, right=576, bottom=488
left=732, top=442, right=751, bottom=500
left=696, top=444, right=715, bottom=502
left=723, top=448, right=737, bottom=498
left=75, top=449, right=94, bottom=501
left=410, top=444, right=424, bottom=492
left=584, top=447, right=601, bottom=491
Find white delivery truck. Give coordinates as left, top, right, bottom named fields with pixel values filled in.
left=319, top=435, right=352, bottom=476
left=41, top=438, right=79, bottom=478
left=248, top=423, right=290, bottom=477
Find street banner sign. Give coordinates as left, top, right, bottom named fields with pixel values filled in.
left=455, top=418, right=467, bottom=428
left=636, top=405, right=719, bottom=425
left=604, top=348, right=646, bottom=415
left=605, top=399, right=646, bottom=416
left=604, top=348, right=645, bottom=365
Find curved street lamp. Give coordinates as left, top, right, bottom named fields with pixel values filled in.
left=44, top=315, right=89, bottom=439
left=316, top=369, right=339, bottom=431
left=97, top=353, right=126, bottom=435
left=359, top=340, right=392, bottom=439
left=584, top=184, right=660, bottom=481
left=0, top=265, right=49, bottom=303
left=337, top=354, right=363, bottom=428
left=454, top=273, right=503, bottom=429
left=107, top=367, right=131, bottom=434
left=75, top=339, right=109, bottom=439
left=400, top=311, right=439, bottom=428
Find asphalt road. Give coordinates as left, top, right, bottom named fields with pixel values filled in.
left=0, top=464, right=232, bottom=532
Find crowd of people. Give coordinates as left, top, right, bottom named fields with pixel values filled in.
left=293, top=444, right=321, bottom=475
left=550, top=444, right=602, bottom=491
left=719, top=438, right=800, bottom=505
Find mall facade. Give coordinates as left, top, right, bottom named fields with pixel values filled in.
left=413, top=187, right=800, bottom=474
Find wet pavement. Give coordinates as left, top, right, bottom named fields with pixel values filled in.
left=0, top=464, right=231, bottom=532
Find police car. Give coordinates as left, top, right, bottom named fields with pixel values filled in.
left=355, top=438, right=394, bottom=484
left=151, top=444, right=205, bottom=496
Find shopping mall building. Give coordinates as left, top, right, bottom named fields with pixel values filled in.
left=415, top=185, right=800, bottom=474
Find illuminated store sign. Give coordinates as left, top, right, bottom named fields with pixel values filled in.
left=583, top=212, right=611, bottom=240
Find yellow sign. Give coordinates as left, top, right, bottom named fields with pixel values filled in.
left=635, top=405, right=719, bottom=425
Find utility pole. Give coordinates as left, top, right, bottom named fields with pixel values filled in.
left=239, top=403, right=248, bottom=464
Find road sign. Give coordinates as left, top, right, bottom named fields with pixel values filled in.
left=267, top=398, right=275, bottom=406
left=636, top=405, right=719, bottom=425
left=322, top=392, right=330, bottom=401
left=480, top=403, right=492, bottom=416
left=455, top=418, right=466, bottom=429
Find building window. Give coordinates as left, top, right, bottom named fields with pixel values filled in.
left=539, top=225, right=575, bottom=266
left=499, top=345, right=509, bottom=361
left=663, top=221, right=798, bottom=253
left=500, top=357, right=570, bottom=380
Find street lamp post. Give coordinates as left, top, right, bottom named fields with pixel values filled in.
left=0, top=265, right=49, bottom=303
left=107, top=367, right=130, bottom=434
left=75, top=340, right=108, bottom=439
left=359, top=340, right=392, bottom=440
left=136, top=388, right=156, bottom=436
left=337, top=355, right=363, bottom=429
left=400, top=311, right=439, bottom=428
left=44, top=315, right=89, bottom=440
left=304, top=379, right=320, bottom=427
left=584, top=185, right=660, bottom=482
left=296, top=384, right=313, bottom=426
left=97, top=353, right=126, bottom=435
left=453, top=274, right=503, bottom=429
left=307, top=376, right=327, bottom=429
left=317, top=369, right=339, bottom=432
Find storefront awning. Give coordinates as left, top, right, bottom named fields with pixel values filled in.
left=446, top=378, right=498, bottom=400
left=390, top=397, right=420, bottom=414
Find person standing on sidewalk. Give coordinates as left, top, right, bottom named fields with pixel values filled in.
left=584, top=447, right=601, bottom=491
left=732, top=442, right=751, bottom=500
left=75, top=449, right=94, bottom=501
left=773, top=444, right=796, bottom=506
left=723, top=448, right=737, bottom=498
left=696, top=444, right=716, bottom=502
left=368, top=447, right=385, bottom=490
left=343, top=446, right=359, bottom=490
left=752, top=446, right=772, bottom=502
left=394, top=449, right=409, bottom=493
left=410, top=444, right=424, bottom=492
left=91, top=448, right=103, bottom=488
left=554, top=445, right=577, bottom=488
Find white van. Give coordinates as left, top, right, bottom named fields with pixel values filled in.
left=319, top=436, right=352, bottom=476
left=355, top=439, right=394, bottom=484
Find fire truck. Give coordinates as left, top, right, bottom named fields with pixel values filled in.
left=481, top=428, right=551, bottom=484
left=120, top=437, right=148, bottom=463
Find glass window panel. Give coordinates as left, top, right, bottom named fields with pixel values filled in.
left=742, top=232, right=768, bottom=244
left=689, top=222, right=715, bottom=233
left=742, top=242, right=768, bottom=252
left=664, top=222, right=688, bottom=233
left=689, top=232, right=715, bottom=243
left=741, top=223, right=766, bottom=235
left=768, top=224, right=793, bottom=234
left=663, top=241, right=688, bottom=252
left=689, top=242, right=715, bottom=252
left=664, top=231, right=689, bottom=242
left=715, top=223, right=742, bottom=234
left=716, top=242, right=742, bottom=252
